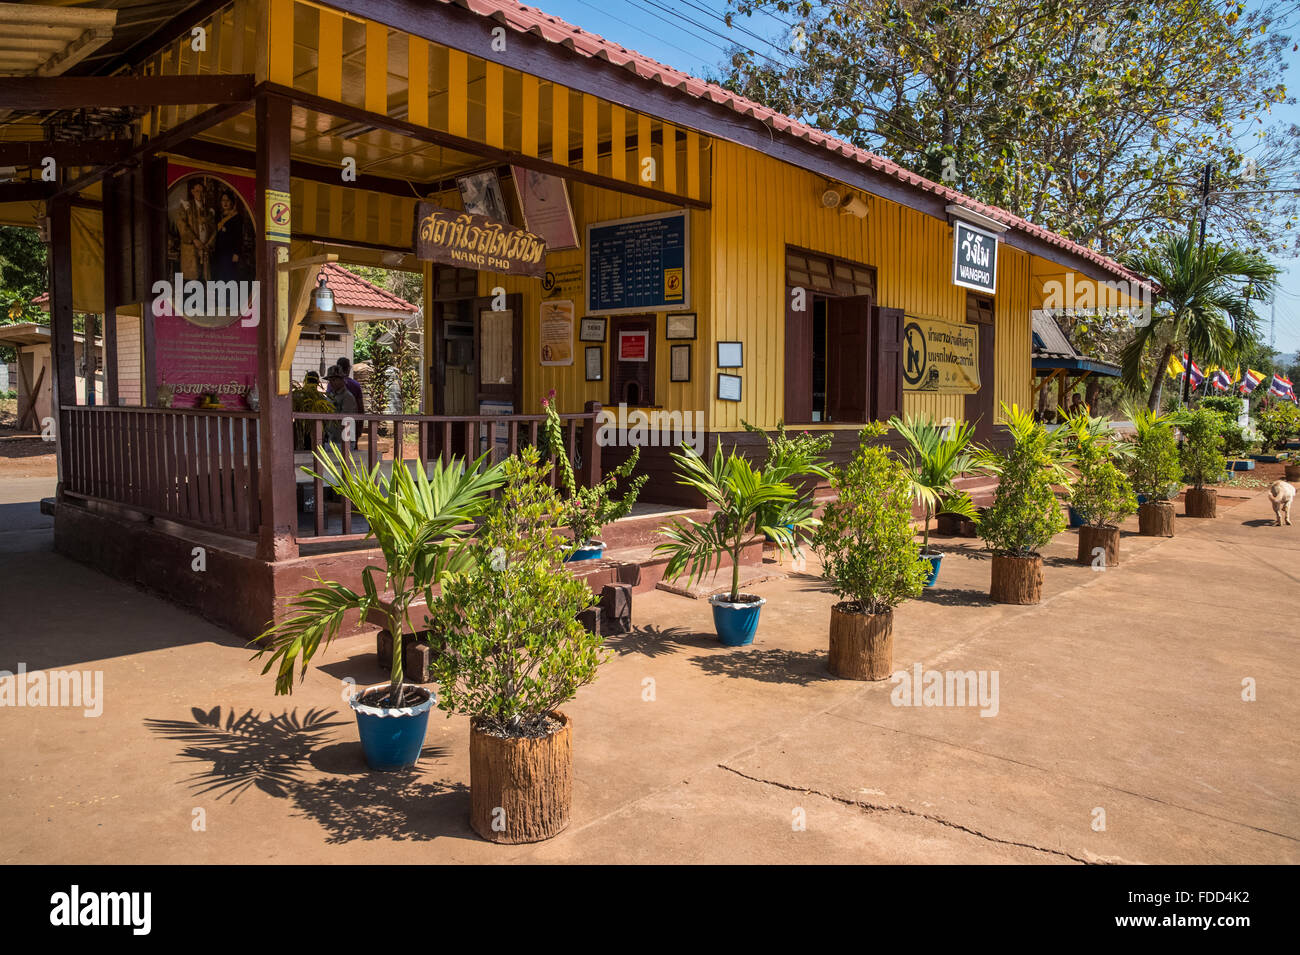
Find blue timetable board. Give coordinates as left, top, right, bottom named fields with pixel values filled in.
left=586, top=211, right=689, bottom=314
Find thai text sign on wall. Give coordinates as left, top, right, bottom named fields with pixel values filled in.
left=414, top=202, right=547, bottom=278
left=952, top=220, right=998, bottom=295
left=902, top=317, right=981, bottom=394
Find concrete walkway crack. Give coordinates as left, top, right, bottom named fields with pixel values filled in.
left=717, top=764, right=1112, bottom=864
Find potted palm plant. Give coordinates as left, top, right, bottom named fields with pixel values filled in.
left=251, top=445, right=503, bottom=771
left=1065, top=411, right=1137, bottom=567
left=812, top=424, right=930, bottom=680
left=1176, top=406, right=1227, bottom=518
left=655, top=444, right=815, bottom=646
left=889, top=414, right=983, bottom=587
left=977, top=404, right=1074, bottom=604
left=540, top=393, right=646, bottom=561
left=1125, top=406, right=1182, bottom=537
left=426, top=448, right=606, bottom=843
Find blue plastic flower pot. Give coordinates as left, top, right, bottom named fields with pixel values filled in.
left=1228, top=459, right=1255, bottom=471
left=564, top=539, right=605, bottom=562
left=921, top=552, right=943, bottom=587
left=1068, top=506, right=1084, bottom=528
left=710, top=594, right=766, bottom=646
left=1136, top=494, right=1149, bottom=505
left=350, top=684, right=435, bottom=771
left=763, top=523, right=795, bottom=543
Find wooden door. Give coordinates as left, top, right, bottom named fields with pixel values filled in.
left=964, top=293, right=996, bottom=440
left=474, top=293, right=522, bottom=411
left=825, top=295, right=872, bottom=423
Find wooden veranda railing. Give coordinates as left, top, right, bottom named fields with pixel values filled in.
left=60, top=406, right=262, bottom=538
left=291, top=403, right=602, bottom=543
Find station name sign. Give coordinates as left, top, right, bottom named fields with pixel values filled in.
left=414, top=202, right=547, bottom=278
left=952, top=220, right=998, bottom=295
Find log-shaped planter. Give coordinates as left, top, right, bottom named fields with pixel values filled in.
left=827, top=603, right=894, bottom=681
left=1077, top=524, right=1120, bottom=567
left=1184, top=487, right=1218, bottom=518
left=990, top=554, right=1043, bottom=605
left=469, top=711, right=572, bottom=844
left=1285, top=464, right=1300, bottom=482
left=1137, top=501, right=1175, bottom=537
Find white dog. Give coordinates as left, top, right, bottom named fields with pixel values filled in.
left=1267, top=480, right=1294, bottom=527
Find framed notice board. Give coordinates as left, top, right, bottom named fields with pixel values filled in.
left=586, top=211, right=690, bottom=314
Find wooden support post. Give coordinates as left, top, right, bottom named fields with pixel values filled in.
left=581, top=400, right=602, bottom=489
left=141, top=155, right=166, bottom=403
left=255, top=92, right=298, bottom=562
left=102, top=174, right=120, bottom=406
left=48, top=194, right=77, bottom=413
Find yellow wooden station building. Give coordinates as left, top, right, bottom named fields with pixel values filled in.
left=0, top=0, right=1149, bottom=633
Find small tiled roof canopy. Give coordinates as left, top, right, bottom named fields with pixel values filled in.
left=1032, top=312, right=1120, bottom=377
left=446, top=0, right=1149, bottom=289
left=317, top=263, right=418, bottom=314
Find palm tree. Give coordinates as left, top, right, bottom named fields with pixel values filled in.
left=888, top=415, right=984, bottom=555
left=1120, top=235, right=1279, bottom=411
left=655, top=444, right=816, bottom=603
left=252, top=445, right=504, bottom=705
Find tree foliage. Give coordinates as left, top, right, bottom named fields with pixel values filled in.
left=720, top=0, right=1300, bottom=255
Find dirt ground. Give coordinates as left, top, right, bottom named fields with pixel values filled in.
left=0, top=474, right=1294, bottom=864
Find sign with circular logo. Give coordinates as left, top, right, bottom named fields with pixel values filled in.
left=903, top=321, right=927, bottom=387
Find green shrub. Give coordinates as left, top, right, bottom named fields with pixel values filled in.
left=812, top=423, right=929, bottom=614
left=1125, top=408, right=1183, bottom=501
left=977, top=404, right=1073, bottom=557
left=1256, top=402, right=1300, bottom=452
left=426, top=448, right=606, bottom=736
left=1065, top=412, right=1137, bottom=527
left=1175, top=407, right=1227, bottom=489
left=541, top=392, right=646, bottom=546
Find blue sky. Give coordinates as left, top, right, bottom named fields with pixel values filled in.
left=539, top=0, right=1300, bottom=356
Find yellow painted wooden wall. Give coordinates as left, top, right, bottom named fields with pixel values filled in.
left=707, top=140, right=1033, bottom=431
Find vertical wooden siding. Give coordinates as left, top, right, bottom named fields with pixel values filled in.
left=708, top=140, right=1032, bottom=431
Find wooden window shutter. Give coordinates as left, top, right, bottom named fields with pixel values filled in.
left=873, top=305, right=904, bottom=422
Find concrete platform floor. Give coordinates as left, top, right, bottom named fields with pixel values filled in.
left=1, top=477, right=1296, bottom=864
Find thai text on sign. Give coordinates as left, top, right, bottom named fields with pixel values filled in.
left=901, top=316, right=980, bottom=394
left=414, top=202, right=547, bottom=278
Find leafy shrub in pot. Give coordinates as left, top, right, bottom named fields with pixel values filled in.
left=977, top=404, right=1074, bottom=604
left=1176, top=407, right=1227, bottom=518
left=1125, top=406, right=1182, bottom=536
left=1064, top=411, right=1137, bottom=566
left=426, top=448, right=608, bottom=843
left=812, top=424, right=929, bottom=679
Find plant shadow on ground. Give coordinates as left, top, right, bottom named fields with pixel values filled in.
left=919, top=587, right=993, bottom=607
left=145, top=705, right=469, bottom=844
left=604, top=624, right=716, bottom=657
left=689, top=647, right=835, bottom=686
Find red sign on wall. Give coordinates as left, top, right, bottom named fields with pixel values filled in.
left=618, top=330, right=649, bottom=362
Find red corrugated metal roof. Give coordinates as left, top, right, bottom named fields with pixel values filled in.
left=320, top=263, right=419, bottom=313
left=440, top=0, right=1148, bottom=287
